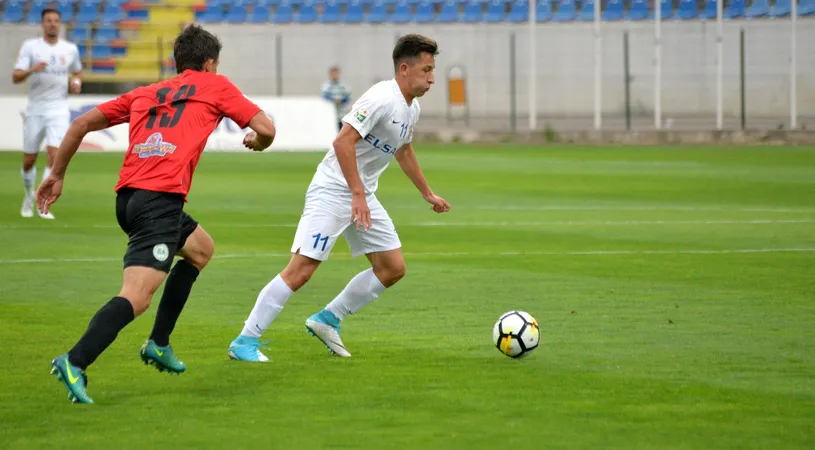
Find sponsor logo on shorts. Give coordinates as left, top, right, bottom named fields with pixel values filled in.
left=153, top=244, right=170, bottom=262
left=134, top=132, right=177, bottom=159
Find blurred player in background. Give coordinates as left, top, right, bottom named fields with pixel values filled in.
left=12, top=8, right=82, bottom=220
left=36, top=25, right=276, bottom=404
left=321, top=66, right=351, bottom=132
left=229, top=34, right=450, bottom=362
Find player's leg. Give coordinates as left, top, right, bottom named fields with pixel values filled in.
left=229, top=186, right=345, bottom=362
left=142, top=219, right=212, bottom=372
left=306, top=196, right=403, bottom=357
left=37, top=113, right=68, bottom=219
left=20, top=115, right=45, bottom=217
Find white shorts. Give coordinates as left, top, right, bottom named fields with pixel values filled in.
left=24, top=112, right=70, bottom=155
left=291, top=184, right=402, bottom=261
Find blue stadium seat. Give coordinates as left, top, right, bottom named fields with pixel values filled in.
left=699, top=0, right=716, bottom=17
left=508, top=0, right=527, bottom=22
left=627, top=0, right=649, bottom=19
left=319, top=1, right=341, bottom=21
left=101, top=4, right=124, bottom=24
left=91, top=44, right=112, bottom=59
left=69, top=27, right=91, bottom=43
left=78, top=44, right=87, bottom=59
left=745, top=0, right=769, bottom=17
left=195, top=5, right=225, bottom=22
left=653, top=0, right=674, bottom=18
left=249, top=5, right=270, bottom=21
left=437, top=1, right=459, bottom=21
left=485, top=0, right=507, bottom=21
left=603, top=0, right=624, bottom=20
left=770, top=0, right=790, bottom=16
left=227, top=4, right=248, bottom=22
left=553, top=0, right=575, bottom=21
left=577, top=0, right=594, bottom=20
left=390, top=1, right=412, bottom=22
left=367, top=1, right=388, bottom=21
left=57, top=0, right=75, bottom=21
left=800, top=0, right=815, bottom=15
left=414, top=1, right=435, bottom=21
left=676, top=0, right=697, bottom=19
left=27, top=3, right=45, bottom=24
left=75, top=3, right=100, bottom=25
left=725, top=0, right=744, bottom=17
left=343, top=1, right=364, bottom=22
left=273, top=2, right=293, bottom=21
left=297, top=3, right=317, bottom=22
left=462, top=1, right=483, bottom=21
left=536, top=0, right=553, bottom=21
left=95, top=27, right=118, bottom=43
left=3, top=1, right=25, bottom=22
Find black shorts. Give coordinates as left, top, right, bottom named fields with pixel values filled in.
left=115, top=188, right=199, bottom=272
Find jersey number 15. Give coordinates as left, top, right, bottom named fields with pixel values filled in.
left=146, top=84, right=197, bottom=129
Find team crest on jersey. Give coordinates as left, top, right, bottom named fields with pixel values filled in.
left=59, top=56, right=65, bottom=65
left=354, top=109, right=368, bottom=122
left=133, top=132, right=177, bottom=158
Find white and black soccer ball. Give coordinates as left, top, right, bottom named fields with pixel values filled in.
left=493, top=311, right=540, bottom=358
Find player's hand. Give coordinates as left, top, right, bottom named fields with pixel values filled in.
left=36, top=175, right=64, bottom=215
left=69, top=77, right=81, bottom=94
left=242, top=131, right=262, bottom=151
left=424, top=193, right=451, bottom=213
left=351, top=193, right=371, bottom=232
left=31, top=62, right=47, bottom=73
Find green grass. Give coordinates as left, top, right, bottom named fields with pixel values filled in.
left=0, top=145, right=814, bottom=449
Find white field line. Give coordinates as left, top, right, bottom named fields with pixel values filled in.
left=1, top=248, right=814, bottom=264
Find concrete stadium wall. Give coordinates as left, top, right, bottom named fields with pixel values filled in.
left=3, top=21, right=814, bottom=130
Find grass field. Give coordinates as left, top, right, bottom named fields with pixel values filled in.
left=0, top=144, right=814, bottom=449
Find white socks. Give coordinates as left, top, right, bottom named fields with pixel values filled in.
left=21, top=166, right=36, bottom=199
left=326, top=268, right=386, bottom=321
left=241, top=274, right=294, bottom=338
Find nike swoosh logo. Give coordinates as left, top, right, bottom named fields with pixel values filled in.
left=65, top=363, right=80, bottom=384
left=391, top=119, right=399, bottom=124
left=155, top=348, right=164, bottom=356
left=329, top=340, right=347, bottom=350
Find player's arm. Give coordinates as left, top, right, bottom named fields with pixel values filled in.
left=69, top=45, right=83, bottom=93
left=395, top=143, right=450, bottom=213
left=241, top=111, right=276, bottom=152
left=334, top=123, right=366, bottom=197
left=36, top=108, right=110, bottom=213
left=12, top=42, right=46, bottom=84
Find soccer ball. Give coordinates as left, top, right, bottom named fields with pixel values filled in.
left=493, top=311, right=540, bottom=358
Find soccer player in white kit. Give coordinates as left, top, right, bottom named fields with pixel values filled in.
left=13, top=8, right=83, bottom=219
left=229, top=35, right=450, bottom=361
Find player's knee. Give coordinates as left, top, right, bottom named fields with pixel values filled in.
left=185, top=232, right=215, bottom=271
left=377, top=261, right=406, bottom=287
left=281, top=264, right=315, bottom=291
left=119, top=293, right=153, bottom=316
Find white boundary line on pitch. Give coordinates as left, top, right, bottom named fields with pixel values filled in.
left=1, top=218, right=814, bottom=230
left=1, top=248, right=814, bottom=264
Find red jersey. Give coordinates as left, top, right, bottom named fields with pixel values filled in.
left=97, top=70, right=261, bottom=199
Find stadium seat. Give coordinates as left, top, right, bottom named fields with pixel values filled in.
left=628, top=0, right=649, bottom=19
left=800, top=0, right=815, bottom=15
left=75, top=2, right=100, bottom=25
left=553, top=0, right=576, bottom=21
left=297, top=3, right=317, bottom=21
left=485, top=0, right=507, bottom=21
left=507, top=0, right=527, bottom=22
left=57, top=0, right=74, bottom=22
left=414, top=1, right=435, bottom=21
left=770, top=0, right=791, bottom=16
left=78, top=44, right=87, bottom=59
left=69, top=27, right=91, bottom=43
left=367, top=1, right=388, bottom=21
left=27, top=3, right=45, bottom=24
left=3, top=1, right=25, bottom=22
left=95, top=27, right=119, bottom=43
left=603, top=0, right=624, bottom=20
left=577, top=0, right=594, bottom=20
left=101, top=4, right=124, bottom=24
left=725, top=0, right=744, bottom=17
left=653, top=0, right=674, bottom=18
left=438, top=1, right=460, bottom=21
left=319, top=1, right=341, bottom=21
left=343, top=1, right=364, bottom=22
left=249, top=5, right=270, bottom=21
left=462, top=1, right=483, bottom=21
left=390, top=1, right=412, bottom=22
left=676, top=0, right=697, bottom=19
left=227, top=4, right=248, bottom=22
left=273, top=2, right=293, bottom=21
left=90, top=44, right=112, bottom=59
left=699, top=0, right=716, bottom=17
left=745, top=0, right=769, bottom=17
left=196, top=5, right=224, bottom=22
left=536, top=0, right=553, bottom=21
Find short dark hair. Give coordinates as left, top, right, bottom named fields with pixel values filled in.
left=392, top=34, right=438, bottom=71
left=41, top=8, right=60, bottom=20
left=173, top=25, right=222, bottom=74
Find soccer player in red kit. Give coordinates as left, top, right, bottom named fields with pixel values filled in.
left=36, top=25, right=276, bottom=404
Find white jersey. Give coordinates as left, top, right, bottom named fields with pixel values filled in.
left=311, top=79, right=420, bottom=195
left=14, top=37, right=82, bottom=116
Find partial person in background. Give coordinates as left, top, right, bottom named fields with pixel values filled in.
left=12, top=8, right=83, bottom=220
left=321, top=66, right=351, bottom=132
